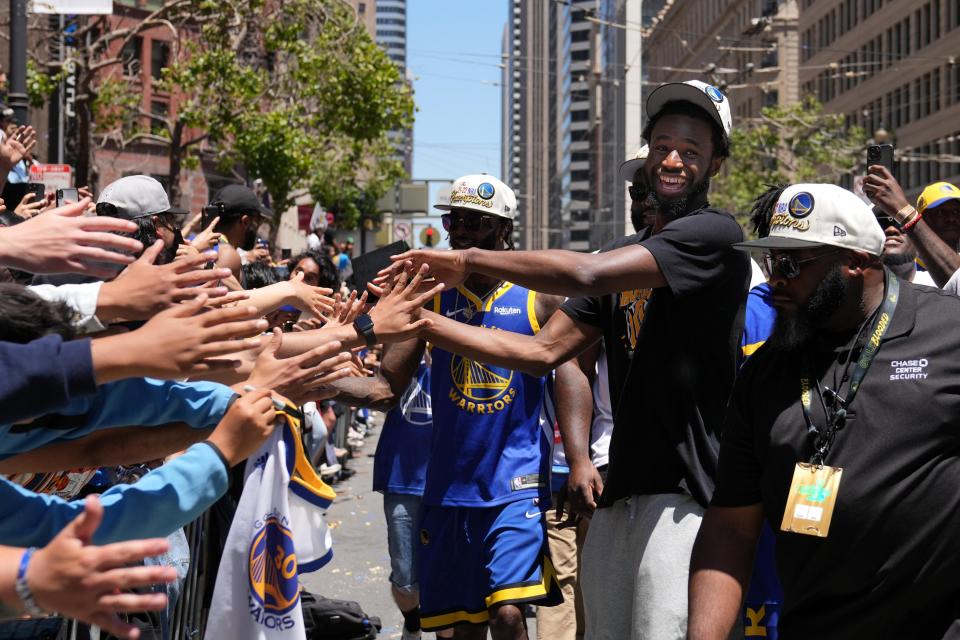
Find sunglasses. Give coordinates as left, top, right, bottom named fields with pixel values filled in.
left=874, top=212, right=897, bottom=230
left=441, top=213, right=496, bottom=232
left=762, top=250, right=842, bottom=279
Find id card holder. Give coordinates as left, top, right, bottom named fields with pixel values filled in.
left=780, top=463, right=843, bottom=538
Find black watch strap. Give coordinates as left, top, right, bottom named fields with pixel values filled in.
left=353, top=314, right=377, bottom=347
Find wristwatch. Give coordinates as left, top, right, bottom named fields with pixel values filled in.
left=353, top=313, right=377, bottom=348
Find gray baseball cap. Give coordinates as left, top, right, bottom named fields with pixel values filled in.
left=97, top=175, right=171, bottom=220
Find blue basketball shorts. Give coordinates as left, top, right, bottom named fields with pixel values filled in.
left=418, top=497, right=563, bottom=631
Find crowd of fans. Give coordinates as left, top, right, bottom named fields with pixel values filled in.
left=2, top=76, right=960, bottom=640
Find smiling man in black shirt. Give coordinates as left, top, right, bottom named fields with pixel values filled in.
left=690, top=183, right=960, bottom=639
left=387, top=80, right=750, bottom=638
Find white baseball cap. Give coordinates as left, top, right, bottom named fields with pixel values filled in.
left=435, top=174, right=516, bottom=220
left=618, top=145, right=649, bottom=183
left=645, top=80, right=733, bottom=143
left=735, top=184, right=885, bottom=256
left=97, top=175, right=171, bottom=220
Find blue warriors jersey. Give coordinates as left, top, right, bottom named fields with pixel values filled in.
left=739, top=282, right=776, bottom=366
left=373, top=358, right=433, bottom=496
left=425, top=282, right=551, bottom=507
left=738, top=281, right=783, bottom=638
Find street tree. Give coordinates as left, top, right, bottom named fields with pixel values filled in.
left=710, top=97, right=867, bottom=225
left=25, top=0, right=413, bottom=229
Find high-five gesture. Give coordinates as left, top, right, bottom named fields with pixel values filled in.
left=22, top=496, right=176, bottom=639
left=244, top=328, right=354, bottom=404
left=368, top=262, right=442, bottom=342
left=0, top=198, right=142, bottom=277
left=376, top=248, right=469, bottom=292
left=97, top=240, right=233, bottom=321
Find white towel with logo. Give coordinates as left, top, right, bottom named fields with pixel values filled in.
left=207, top=406, right=335, bottom=639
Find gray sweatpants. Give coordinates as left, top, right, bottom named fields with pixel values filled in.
left=580, top=493, right=704, bottom=640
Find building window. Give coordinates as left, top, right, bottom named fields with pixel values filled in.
left=570, top=229, right=590, bottom=242
left=150, top=39, right=169, bottom=81
left=120, top=36, right=142, bottom=77
left=150, top=100, right=168, bottom=136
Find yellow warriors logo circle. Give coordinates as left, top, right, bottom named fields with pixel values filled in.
left=248, top=515, right=300, bottom=616
left=450, top=354, right=514, bottom=402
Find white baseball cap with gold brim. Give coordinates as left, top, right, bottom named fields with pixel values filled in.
left=434, top=174, right=517, bottom=220
left=735, top=183, right=885, bottom=256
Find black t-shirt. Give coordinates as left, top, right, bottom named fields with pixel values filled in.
left=561, top=207, right=750, bottom=508
left=714, top=279, right=960, bottom=637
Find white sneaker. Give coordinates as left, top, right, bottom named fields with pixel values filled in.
left=319, top=463, right=341, bottom=478
left=400, top=628, right=421, bottom=640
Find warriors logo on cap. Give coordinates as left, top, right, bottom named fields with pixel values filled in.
left=789, top=192, right=815, bottom=219
left=704, top=85, right=725, bottom=103
left=477, top=182, right=496, bottom=200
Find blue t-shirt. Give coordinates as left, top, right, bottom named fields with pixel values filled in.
left=373, top=359, right=433, bottom=496
left=425, top=282, right=550, bottom=507
left=740, top=282, right=776, bottom=366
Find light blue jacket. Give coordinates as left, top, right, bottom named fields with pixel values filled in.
left=0, top=442, right=229, bottom=546
left=1, top=378, right=237, bottom=459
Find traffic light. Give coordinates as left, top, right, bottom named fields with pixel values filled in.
left=424, top=227, right=434, bottom=247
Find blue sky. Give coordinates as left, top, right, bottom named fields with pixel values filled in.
left=407, top=1, right=506, bottom=185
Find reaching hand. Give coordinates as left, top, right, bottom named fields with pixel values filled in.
left=863, top=165, right=911, bottom=216
left=206, top=388, right=278, bottom=466
left=288, top=271, right=335, bottom=316
left=188, top=216, right=221, bottom=252
left=377, top=248, right=469, bottom=292
left=367, top=263, right=442, bottom=343
left=27, top=495, right=176, bottom=639
left=14, top=192, right=46, bottom=219
left=0, top=126, right=36, bottom=171
left=97, top=240, right=232, bottom=321
left=321, top=290, right=368, bottom=330
left=244, top=328, right=354, bottom=405
left=0, top=198, right=142, bottom=277
left=92, top=294, right=268, bottom=381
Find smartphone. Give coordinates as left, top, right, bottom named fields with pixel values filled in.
left=25, top=182, right=45, bottom=202
left=56, top=187, right=80, bottom=208
left=281, top=248, right=292, bottom=260
left=867, top=144, right=894, bottom=173
left=351, top=240, right=411, bottom=302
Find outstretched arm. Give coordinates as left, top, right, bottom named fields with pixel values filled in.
left=422, top=307, right=600, bottom=377
left=330, top=338, right=427, bottom=411
left=864, top=164, right=960, bottom=286
left=390, top=245, right=666, bottom=299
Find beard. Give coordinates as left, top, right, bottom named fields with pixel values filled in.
left=241, top=226, right=258, bottom=251
left=768, top=263, right=847, bottom=352
left=881, top=249, right=917, bottom=266
left=652, top=175, right=711, bottom=219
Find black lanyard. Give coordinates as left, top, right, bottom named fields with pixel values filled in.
left=800, top=269, right=899, bottom=465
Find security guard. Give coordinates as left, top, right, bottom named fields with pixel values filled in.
left=688, top=183, right=960, bottom=639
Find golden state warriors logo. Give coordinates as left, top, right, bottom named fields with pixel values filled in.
left=788, top=192, right=815, bottom=218
left=447, top=355, right=517, bottom=414
left=248, top=514, right=299, bottom=630
left=477, top=182, right=496, bottom=200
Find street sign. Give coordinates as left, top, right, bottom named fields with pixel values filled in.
left=394, top=221, right=411, bottom=241
left=29, top=163, right=73, bottom=193
left=31, top=0, right=112, bottom=14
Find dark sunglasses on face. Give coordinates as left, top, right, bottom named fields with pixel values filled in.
left=874, top=212, right=897, bottom=230
left=762, top=250, right=842, bottom=279
left=441, top=213, right=496, bottom=232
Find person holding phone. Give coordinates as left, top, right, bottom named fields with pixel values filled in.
left=95, top=176, right=184, bottom=267
left=202, top=184, right=271, bottom=283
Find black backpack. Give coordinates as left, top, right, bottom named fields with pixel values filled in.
left=301, top=591, right=381, bottom=639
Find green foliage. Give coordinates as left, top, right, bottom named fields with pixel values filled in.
left=26, top=60, right=67, bottom=109
left=164, top=0, right=414, bottom=223
left=711, top=97, right=867, bottom=228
